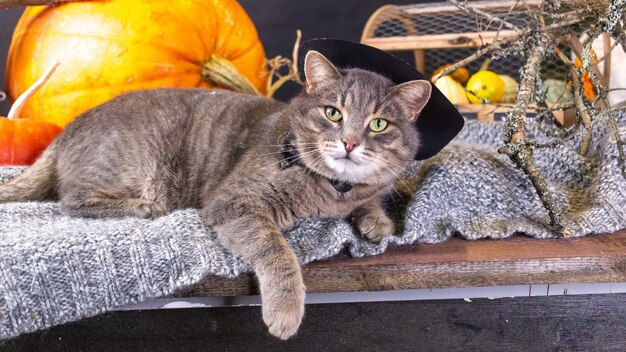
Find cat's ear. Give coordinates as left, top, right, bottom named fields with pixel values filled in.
left=388, top=80, right=432, bottom=121
left=304, top=51, right=341, bottom=94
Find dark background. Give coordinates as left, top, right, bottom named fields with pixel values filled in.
left=0, top=7, right=21, bottom=115
left=0, top=1, right=426, bottom=115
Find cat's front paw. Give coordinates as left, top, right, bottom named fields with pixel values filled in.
left=132, top=200, right=166, bottom=219
left=356, top=213, right=395, bottom=243
left=262, top=279, right=306, bottom=340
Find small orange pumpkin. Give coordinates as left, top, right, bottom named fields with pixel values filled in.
left=0, top=120, right=62, bottom=166
left=1, top=64, right=62, bottom=166
left=7, top=0, right=269, bottom=128
left=432, top=64, right=470, bottom=84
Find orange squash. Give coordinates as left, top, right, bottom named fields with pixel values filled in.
left=0, top=119, right=62, bottom=165
left=1, top=64, right=63, bottom=165
left=432, top=64, right=470, bottom=84
left=6, top=0, right=269, bottom=128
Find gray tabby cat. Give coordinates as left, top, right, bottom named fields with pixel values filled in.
left=0, top=51, right=431, bottom=339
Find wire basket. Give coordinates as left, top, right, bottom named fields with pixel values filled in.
left=360, top=0, right=570, bottom=91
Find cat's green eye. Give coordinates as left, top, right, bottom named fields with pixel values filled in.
left=325, top=106, right=343, bottom=122
left=369, top=118, right=388, bottom=132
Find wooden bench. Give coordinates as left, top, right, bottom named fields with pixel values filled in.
left=8, top=230, right=626, bottom=351
left=177, top=229, right=626, bottom=297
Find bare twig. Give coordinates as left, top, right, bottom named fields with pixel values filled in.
left=615, top=21, right=626, bottom=51
left=571, top=74, right=594, bottom=156
left=498, top=35, right=567, bottom=236
left=529, top=139, right=565, bottom=149
left=602, top=32, right=612, bottom=87
left=431, top=17, right=584, bottom=82
left=608, top=27, right=626, bottom=57
left=582, top=28, right=626, bottom=179
left=553, top=47, right=594, bottom=156
left=265, top=30, right=305, bottom=98
left=436, top=0, right=624, bottom=234
left=431, top=37, right=515, bottom=82
left=448, top=0, right=521, bottom=33
left=603, top=0, right=626, bottom=32
left=612, top=100, right=626, bottom=111
left=565, top=34, right=607, bottom=87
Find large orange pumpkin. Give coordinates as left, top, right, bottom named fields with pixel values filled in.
left=6, top=0, right=268, bottom=128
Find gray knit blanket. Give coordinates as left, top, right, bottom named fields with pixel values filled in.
left=1, top=113, right=625, bottom=340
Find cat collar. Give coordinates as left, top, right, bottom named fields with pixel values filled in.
left=298, top=38, right=465, bottom=161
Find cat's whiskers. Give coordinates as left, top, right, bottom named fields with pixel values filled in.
left=368, top=158, right=402, bottom=197
left=382, top=157, right=417, bottom=175
left=364, top=155, right=401, bottom=198
left=368, top=159, right=401, bottom=198
left=245, top=146, right=318, bottom=158
left=252, top=148, right=320, bottom=175
left=297, top=148, right=330, bottom=187
left=295, top=152, right=326, bottom=188
left=380, top=159, right=421, bottom=189
left=367, top=155, right=414, bottom=197
left=381, top=163, right=414, bottom=198
left=243, top=142, right=319, bottom=147
left=362, top=150, right=419, bottom=179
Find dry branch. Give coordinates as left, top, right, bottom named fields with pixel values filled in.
left=498, top=35, right=566, bottom=235
left=265, top=30, right=305, bottom=98
left=448, top=0, right=521, bottom=32
left=553, top=46, right=593, bottom=155
left=431, top=17, right=584, bottom=82
left=581, top=28, right=626, bottom=179
left=440, top=0, right=625, bottom=236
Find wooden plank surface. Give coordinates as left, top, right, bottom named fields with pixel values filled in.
left=6, top=294, right=626, bottom=351
left=362, top=30, right=518, bottom=50
left=400, top=0, right=542, bottom=15
left=456, top=104, right=577, bottom=125
left=175, top=230, right=626, bottom=297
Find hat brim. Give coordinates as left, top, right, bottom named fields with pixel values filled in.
left=298, top=38, right=464, bottom=160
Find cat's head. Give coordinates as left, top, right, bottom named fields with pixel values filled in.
left=289, top=51, right=431, bottom=186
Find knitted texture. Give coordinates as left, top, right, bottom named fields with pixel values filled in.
left=1, top=114, right=625, bottom=339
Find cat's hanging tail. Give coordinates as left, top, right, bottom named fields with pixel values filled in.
left=0, top=144, right=57, bottom=202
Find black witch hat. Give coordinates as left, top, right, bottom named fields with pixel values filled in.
left=298, top=38, right=464, bottom=160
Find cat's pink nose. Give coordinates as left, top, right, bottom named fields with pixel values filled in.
left=342, top=138, right=359, bottom=153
